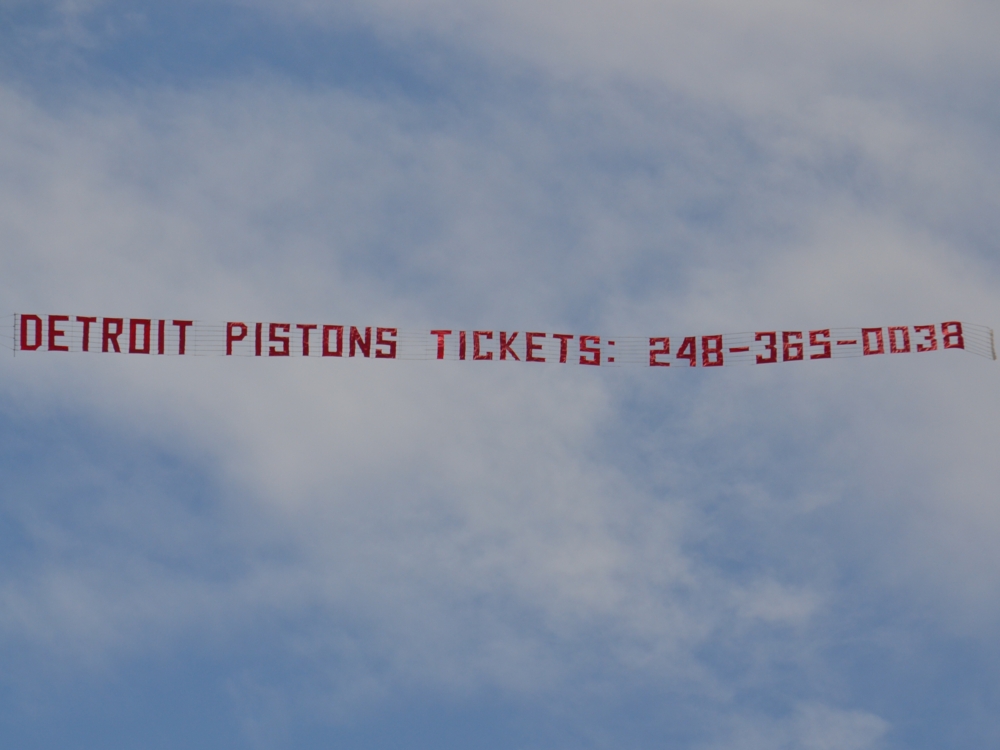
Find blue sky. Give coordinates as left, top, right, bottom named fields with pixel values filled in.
left=2, top=1, right=1000, bottom=748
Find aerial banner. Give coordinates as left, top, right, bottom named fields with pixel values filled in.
left=6, top=315, right=996, bottom=367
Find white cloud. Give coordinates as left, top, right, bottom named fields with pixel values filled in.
left=1, top=3, right=999, bottom=736
left=230, top=1, right=1000, bottom=109
left=702, top=703, right=889, bottom=750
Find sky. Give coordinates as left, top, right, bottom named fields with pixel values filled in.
left=1, top=1, right=999, bottom=748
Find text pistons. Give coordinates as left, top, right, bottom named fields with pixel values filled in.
left=15, top=316, right=969, bottom=366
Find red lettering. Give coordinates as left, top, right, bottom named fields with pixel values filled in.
left=459, top=331, right=467, bottom=360
left=431, top=330, right=452, bottom=359
left=649, top=337, right=670, bottom=366
left=350, top=326, right=371, bottom=357
left=77, top=316, right=97, bottom=351
left=376, top=327, right=397, bottom=359
left=20, top=314, right=42, bottom=350
left=297, top=324, right=317, bottom=356
left=322, top=325, right=344, bottom=356
left=473, top=331, right=493, bottom=360
left=809, top=329, right=831, bottom=359
left=677, top=337, right=696, bottom=366
left=755, top=332, right=777, bottom=364
left=942, top=321, right=965, bottom=349
left=226, top=322, right=248, bottom=355
left=129, top=319, right=151, bottom=354
left=783, top=331, right=803, bottom=361
left=255, top=322, right=262, bottom=356
left=525, top=332, right=546, bottom=362
left=173, top=320, right=193, bottom=355
left=553, top=334, right=573, bottom=363
left=914, top=324, right=937, bottom=352
left=862, top=328, right=884, bottom=355
left=103, top=318, right=124, bottom=353
left=888, top=326, right=910, bottom=354
left=48, top=315, right=69, bottom=351
left=500, top=332, right=520, bottom=361
left=157, top=320, right=165, bottom=354
left=579, top=335, right=600, bottom=366
left=701, top=335, right=724, bottom=367
left=269, top=323, right=290, bottom=356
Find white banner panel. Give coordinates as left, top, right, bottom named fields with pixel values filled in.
left=7, top=315, right=996, bottom=367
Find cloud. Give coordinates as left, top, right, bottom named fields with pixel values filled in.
left=702, top=703, right=889, bottom=750
left=230, top=1, right=1000, bottom=104
left=1, top=3, right=999, bottom=746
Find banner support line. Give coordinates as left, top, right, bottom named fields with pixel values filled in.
left=6, top=316, right=995, bottom=365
